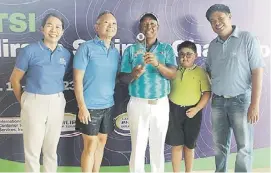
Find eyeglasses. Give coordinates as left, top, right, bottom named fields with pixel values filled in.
left=179, top=52, right=195, bottom=58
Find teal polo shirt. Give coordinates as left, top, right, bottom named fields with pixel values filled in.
left=121, top=41, right=177, bottom=99
left=15, top=40, right=71, bottom=94
left=73, top=36, right=121, bottom=109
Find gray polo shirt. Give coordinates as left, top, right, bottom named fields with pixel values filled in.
left=206, top=26, right=265, bottom=97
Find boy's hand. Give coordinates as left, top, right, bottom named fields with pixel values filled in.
left=186, top=107, right=200, bottom=118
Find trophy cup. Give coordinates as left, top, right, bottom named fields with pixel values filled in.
left=135, top=33, right=146, bottom=66
left=136, top=32, right=146, bottom=50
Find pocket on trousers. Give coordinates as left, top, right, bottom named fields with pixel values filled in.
left=211, top=94, right=223, bottom=106
left=62, top=93, right=66, bottom=107
left=20, top=92, right=28, bottom=109
left=211, top=93, right=218, bottom=99
left=236, top=93, right=250, bottom=104
left=127, top=97, right=133, bottom=112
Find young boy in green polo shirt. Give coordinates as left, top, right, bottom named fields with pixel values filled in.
left=165, top=41, right=211, bottom=172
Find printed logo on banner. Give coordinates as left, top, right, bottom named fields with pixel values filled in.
left=114, top=112, right=130, bottom=136
left=0, top=113, right=80, bottom=137
left=60, top=113, right=81, bottom=137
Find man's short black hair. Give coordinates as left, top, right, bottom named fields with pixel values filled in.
left=206, top=4, right=231, bottom=21
left=139, top=12, right=159, bottom=24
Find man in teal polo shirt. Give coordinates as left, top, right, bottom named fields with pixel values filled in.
left=73, top=11, right=120, bottom=172
left=119, top=13, right=177, bottom=173
left=206, top=4, right=264, bottom=172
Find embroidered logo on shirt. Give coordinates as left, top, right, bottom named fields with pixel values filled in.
left=159, top=51, right=164, bottom=55
left=231, top=52, right=237, bottom=57
left=134, top=50, right=145, bottom=57
left=59, top=57, right=66, bottom=65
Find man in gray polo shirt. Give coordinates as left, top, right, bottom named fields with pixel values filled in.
left=205, top=4, right=264, bottom=172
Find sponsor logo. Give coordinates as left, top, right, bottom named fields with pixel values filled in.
left=60, top=113, right=81, bottom=137
left=0, top=113, right=80, bottom=137
left=114, top=112, right=130, bottom=136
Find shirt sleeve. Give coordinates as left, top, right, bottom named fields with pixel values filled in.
left=15, top=47, right=31, bottom=72
left=65, top=50, right=72, bottom=73
left=247, top=33, right=265, bottom=70
left=200, top=68, right=211, bottom=92
left=165, top=44, right=177, bottom=67
left=120, top=46, right=132, bottom=73
left=205, top=43, right=212, bottom=76
left=73, top=43, right=90, bottom=71
left=116, top=51, right=122, bottom=73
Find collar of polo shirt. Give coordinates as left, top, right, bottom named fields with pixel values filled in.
left=39, top=40, right=62, bottom=52
left=179, top=64, right=197, bottom=71
left=147, top=39, right=159, bottom=50
left=94, top=35, right=115, bottom=48
left=216, top=25, right=240, bottom=43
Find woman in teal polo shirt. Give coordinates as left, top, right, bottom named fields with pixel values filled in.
left=9, top=13, right=71, bottom=172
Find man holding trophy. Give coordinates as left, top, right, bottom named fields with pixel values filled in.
left=119, top=13, right=177, bottom=173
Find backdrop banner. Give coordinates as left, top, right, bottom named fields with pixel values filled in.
left=0, top=0, right=270, bottom=168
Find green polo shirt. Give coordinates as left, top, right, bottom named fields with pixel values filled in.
left=169, top=65, right=211, bottom=106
